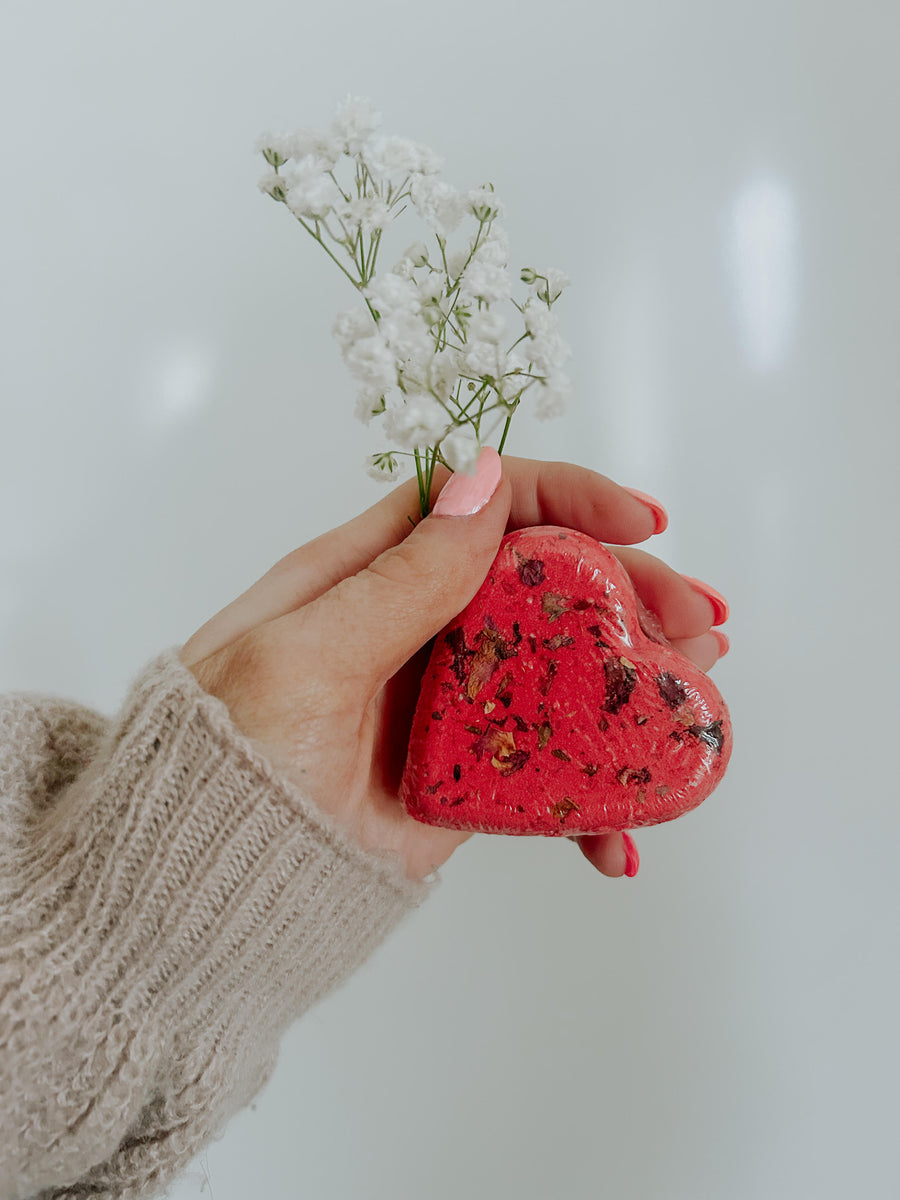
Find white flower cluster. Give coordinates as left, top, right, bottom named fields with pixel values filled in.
left=256, top=96, right=572, bottom=508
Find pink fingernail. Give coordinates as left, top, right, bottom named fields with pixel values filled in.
left=622, top=487, right=668, bottom=534
left=432, top=446, right=502, bottom=517
left=713, top=630, right=730, bottom=657
left=682, top=576, right=730, bottom=625
left=622, top=832, right=640, bottom=877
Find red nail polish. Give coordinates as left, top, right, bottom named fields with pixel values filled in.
left=622, top=487, right=669, bottom=534
left=682, top=576, right=730, bottom=625
left=622, top=832, right=640, bottom=877
left=713, top=630, right=730, bottom=657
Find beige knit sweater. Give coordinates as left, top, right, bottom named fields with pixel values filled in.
left=0, top=647, right=431, bottom=1199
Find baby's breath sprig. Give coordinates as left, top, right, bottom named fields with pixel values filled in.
left=257, top=95, right=572, bottom=519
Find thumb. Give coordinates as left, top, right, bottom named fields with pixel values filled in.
left=308, top=446, right=510, bottom=696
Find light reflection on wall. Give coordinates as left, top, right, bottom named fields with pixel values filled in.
left=143, top=344, right=214, bottom=434
left=727, top=176, right=798, bottom=373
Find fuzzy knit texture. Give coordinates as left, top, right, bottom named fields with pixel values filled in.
left=0, top=647, right=433, bottom=1199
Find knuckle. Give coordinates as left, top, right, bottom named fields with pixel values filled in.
left=195, top=627, right=277, bottom=704
left=363, top=542, right=424, bottom=593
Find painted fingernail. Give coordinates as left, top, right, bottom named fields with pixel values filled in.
left=682, top=576, right=730, bottom=625
left=622, top=487, right=669, bottom=534
left=432, top=446, right=502, bottom=517
left=622, top=832, right=640, bottom=878
left=713, top=630, right=730, bottom=658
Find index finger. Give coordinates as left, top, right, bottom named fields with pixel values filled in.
left=495, top=455, right=663, bottom=545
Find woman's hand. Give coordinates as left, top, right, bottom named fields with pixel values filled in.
left=179, top=453, right=728, bottom=883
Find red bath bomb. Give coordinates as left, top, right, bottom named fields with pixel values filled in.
left=400, top=526, right=732, bottom=835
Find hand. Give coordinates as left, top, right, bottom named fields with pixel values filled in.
left=179, top=455, right=728, bottom=883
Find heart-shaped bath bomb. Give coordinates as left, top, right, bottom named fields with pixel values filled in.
left=400, top=526, right=731, bottom=835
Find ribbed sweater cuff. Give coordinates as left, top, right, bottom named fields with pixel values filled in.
left=5, top=648, right=432, bottom=1197
left=81, top=647, right=432, bottom=1029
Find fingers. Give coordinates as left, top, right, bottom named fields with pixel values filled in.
left=498, top=456, right=664, bottom=545
left=607, top=546, right=727, bottom=642
left=566, top=551, right=732, bottom=877
left=668, top=631, right=728, bottom=673
left=570, top=831, right=639, bottom=877
left=182, top=457, right=665, bottom=664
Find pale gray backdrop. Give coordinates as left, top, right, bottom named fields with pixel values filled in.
left=2, top=1, right=898, bottom=1197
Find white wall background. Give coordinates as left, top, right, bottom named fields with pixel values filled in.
left=3, top=1, right=899, bottom=1196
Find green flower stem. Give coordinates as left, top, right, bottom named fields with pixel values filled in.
left=389, top=185, right=412, bottom=210
left=364, top=228, right=382, bottom=281
left=496, top=405, right=518, bottom=455
left=414, top=447, right=428, bottom=518
left=425, top=447, right=438, bottom=513
left=328, top=170, right=351, bottom=204
left=457, top=382, right=490, bottom=418
left=437, top=235, right=450, bottom=279
left=291, top=211, right=362, bottom=292
left=431, top=217, right=489, bottom=349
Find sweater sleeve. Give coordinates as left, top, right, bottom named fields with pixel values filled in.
left=0, top=647, right=433, bottom=1200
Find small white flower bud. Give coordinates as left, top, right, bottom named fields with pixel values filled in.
left=441, top=428, right=481, bottom=475
left=458, top=262, right=512, bottom=305
left=533, top=371, right=572, bottom=420
left=467, top=184, right=504, bottom=222
left=354, top=387, right=387, bottom=425
left=343, top=335, right=397, bottom=391
left=383, top=395, right=451, bottom=449
left=254, top=132, right=295, bottom=166
left=366, top=136, right=443, bottom=180
left=366, top=451, right=406, bottom=482
left=257, top=170, right=288, bottom=200
left=467, top=310, right=506, bottom=345
left=332, top=95, right=382, bottom=154
left=410, top=177, right=465, bottom=238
